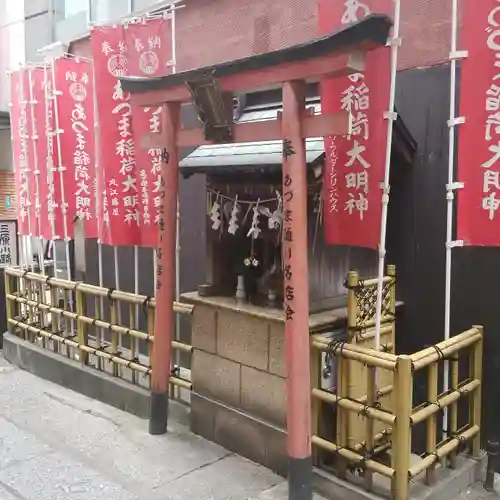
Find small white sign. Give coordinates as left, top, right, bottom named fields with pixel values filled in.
left=0, top=221, right=18, bottom=268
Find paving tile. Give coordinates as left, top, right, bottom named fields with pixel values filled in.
left=0, top=453, right=138, bottom=500
left=160, top=454, right=282, bottom=500
left=0, top=417, right=49, bottom=469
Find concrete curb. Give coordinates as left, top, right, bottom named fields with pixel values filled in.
left=2, top=332, right=189, bottom=426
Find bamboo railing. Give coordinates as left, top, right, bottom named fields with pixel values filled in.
left=4, top=267, right=193, bottom=392
left=310, top=269, right=483, bottom=500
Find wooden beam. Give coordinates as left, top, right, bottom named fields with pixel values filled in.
left=130, top=51, right=364, bottom=107
left=139, top=111, right=349, bottom=149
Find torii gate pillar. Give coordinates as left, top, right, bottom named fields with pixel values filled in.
left=120, top=14, right=392, bottom=500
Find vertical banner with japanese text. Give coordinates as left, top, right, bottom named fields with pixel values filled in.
left=124, top=18, right=173, bottom=248
left=320, top=0, right=392, bottom=249
left=457, top=0, right=500, bottom=245
left=52, top=57, right=98, bottom=240
left=90, top=17, right=172, bottom=247
left=10, top=69, right=37, bottom=236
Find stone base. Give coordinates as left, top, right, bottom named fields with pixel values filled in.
left=313, top=453, right=486, bottom=500
left=2, top=332, right=190, bottom=425
left=191, top=392, right=288, bottom=476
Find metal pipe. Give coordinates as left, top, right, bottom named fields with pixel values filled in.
left=443, top=0, right=463, bottom=442
left=171, top=6, right=182, bottom=401
left=27, top=66, right=46, bottom=276
left=484, top=439, right=499, bottom=492
left=373, top=0, right=402, bottom=350
left=42, top=63, right=59, bottom=283
left=50, top=58, right=72, bottom=281
left=18, top=66, right=34, bottom=272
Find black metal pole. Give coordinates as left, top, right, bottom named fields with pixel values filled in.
left=484, top=439, right=499, bottom=492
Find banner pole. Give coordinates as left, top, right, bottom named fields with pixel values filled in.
left=7, top=69, right=24, bottom=273
left=134, top=245, right=139, bottom=327
left=443, top=0, right=467, bottom=440
left=170, top=4, right=182, bottom=395
left=43, top=62, right=59, bottom=279
left=50, top=57, right=72, bottom=282
left=27, top=65, right=46, bottom=276
left=89, top=55, right=105, bottom=364
left=373, top=0, right=401, bottom=350
left=19, top=65, right=35, bottom=273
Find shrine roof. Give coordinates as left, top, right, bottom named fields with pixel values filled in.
left=120, top=14, right=392, bottom=96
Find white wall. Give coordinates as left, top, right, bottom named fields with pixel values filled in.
left=0, top=2, right=26, bottom=113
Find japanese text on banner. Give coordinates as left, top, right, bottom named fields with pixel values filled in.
left=457, top=0, right=500, bottom=245
left=320, top=0, right=391, bottom=249
left=52, top=58, right=98, bottom=239
left=124, top=19, right=173, bottom=248
left=91, top=18, right=172, bottom=247
left=10, top=69, right=36, bottom=236
left=92, top=24, right=140, bottom=246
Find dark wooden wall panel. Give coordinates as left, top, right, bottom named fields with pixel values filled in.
left=392, top=64, right=499, bottom=445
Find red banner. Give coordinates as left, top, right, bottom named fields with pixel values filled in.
left=52, top=57, right=98, bottom=240
left=457, top=0, right=500, bottom=246
left=10, top=68, right=37, bottom=236
left=125, top=19, right=172, bottom=248
left=320, top=0, right=392, bottom=249
left=90, top=18, right=172, bottom=247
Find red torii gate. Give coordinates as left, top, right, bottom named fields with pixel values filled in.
left=120, top=14, right=392, bottom=500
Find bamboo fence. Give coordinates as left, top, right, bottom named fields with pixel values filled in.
left=4, top=267, right=193, bottom=391
left=310, top=268, right=483, bottom=500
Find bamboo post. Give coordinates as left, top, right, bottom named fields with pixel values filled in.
left=38, top=280, right=47, bottom=349
left=365, top=366, right=376, bottom=490
left=94, top=296, right=102, bottom=370
left=62, top=289, right=71, bottom=357
left=347, top=270, right=359, bottom=343
left=387, top=264, right=396, bottom=354
left=336, top=270, right=358, bottom=477
left=130, top=303, right=137, bottom=385
left=50, top=282, right=59, bottom=353
left=110, top=298, right=118, bottom=377
left=449, top=354, right=459, bottom=468
left=147, top=305, right=155, bottom=388
left=425, top=362, right=438, bottom=484
left=471, top=326, right=483, bottom=457
left=392, top=355, right=413, bottom=500
left=75, top=284, right=88, bottom=365
left=310, top=342, right=321, bottom=466
left=4, top=273, right=14, bottom=335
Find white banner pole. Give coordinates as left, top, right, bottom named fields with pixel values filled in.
left=18, top=66, right=35, bottom=273
left=443, top=0, right=467, bottom=440
left=373, top=0, right=402, bottom=350
left=43, top=63, right=59, bottom=278
left=27, top=65, right=46, bottom=276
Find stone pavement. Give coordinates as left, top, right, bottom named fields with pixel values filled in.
left=0, top=354, right=496, bottom=500
left=0, top=354, right=329, bottom=500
